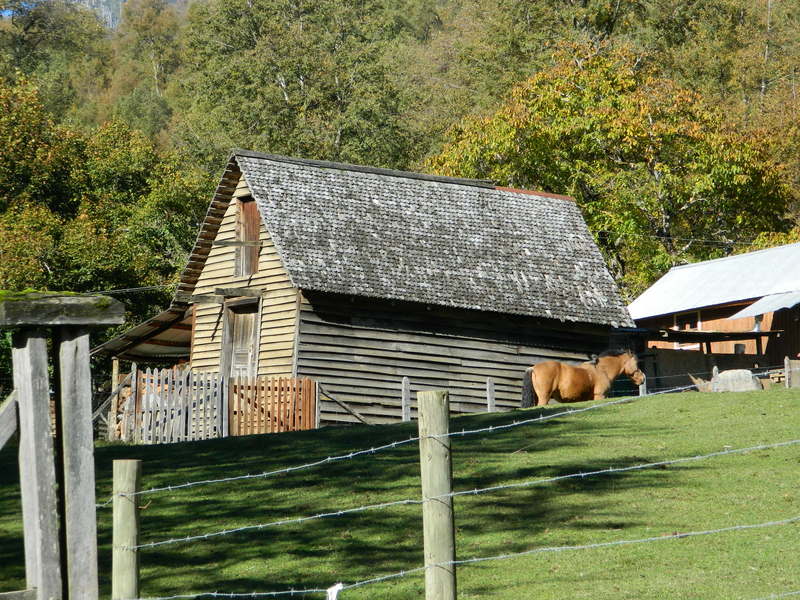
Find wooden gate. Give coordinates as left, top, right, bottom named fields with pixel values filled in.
left=114, top=369, right=317, bottom=443
left=229, top=377, right=317, bottom=435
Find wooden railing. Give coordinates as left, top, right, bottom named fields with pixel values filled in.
left=230, top=377, right=317, bottom=435
left=112, top=368, right=317, bottom=444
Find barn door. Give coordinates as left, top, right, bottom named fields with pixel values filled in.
left=221, top=299, right=259, bottom=379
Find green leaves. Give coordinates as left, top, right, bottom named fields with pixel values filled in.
left=429, top=44, right=794, bottom=298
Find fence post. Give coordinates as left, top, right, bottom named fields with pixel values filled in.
left=785, top=356, right=791, bottom=389
left=417, top=390, right=456, bottom=600
left=12, top=328, right=63, bottom=600
left=401, top=376, right=411, bottom=422
left=486, top=378, right=495, bottom=412
left=1, top=292, right=123, bottom=600
left=113, top=459, right=141, bottom=600
left=314, top=381, right=321, bottom=429
left=58, top=327, right=99, bottom=599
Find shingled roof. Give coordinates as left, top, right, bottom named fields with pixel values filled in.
left=175, top=150, right=633, bottom=328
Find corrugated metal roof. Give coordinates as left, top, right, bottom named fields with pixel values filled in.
left=729, top=290, right=800, bottom=320
left=628, top=242, right=800, bottom=320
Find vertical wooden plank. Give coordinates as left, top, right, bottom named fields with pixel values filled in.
left=401, top=376, right=411, bottom=422
left=181, top=371, right=190, bottom=442
left=786, top=356, right=791, bottom=389
left=57, top=327, right=99, bottom=600
left=131, top=364, right=140, bottom=444
left=142, top=368, right=151, bottom=445
left=13, top=328, right=63, bottom=600
left=201, top=371, right=209, bottom=440
left=112, top=460, right=141, bottom=600
left=486, top=377, right=496, bottom=413
left=276, top=377, right=286, bottom=433
left=259, top=376, right=266, bottom=434
left=417, top=390, right=456, bottom=600
left=294, top=379, right=301, bottom=431
left=109, top=358, right=120, bottom=441
left=269, top=378, right=276, bottom=433
left=222, top=374, right=230, bottom=438
left=314, top=381, right=321, bottom=429
left=301, top=379, right=309, bottom=430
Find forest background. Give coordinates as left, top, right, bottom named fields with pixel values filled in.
left=1, top=0, right=800, bottom=389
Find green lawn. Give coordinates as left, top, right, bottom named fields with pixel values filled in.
left=2, top=388, right=799, bottom=599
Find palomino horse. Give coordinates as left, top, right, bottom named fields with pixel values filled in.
left=521, top=350, right=645, bottom=407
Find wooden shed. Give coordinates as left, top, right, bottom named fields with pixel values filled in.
left=96, top=150, right=634, bottom=425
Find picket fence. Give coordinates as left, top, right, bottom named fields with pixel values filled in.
left=114, top=368, right=317, bottom=444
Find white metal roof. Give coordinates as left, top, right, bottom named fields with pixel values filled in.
left=628, top=242, right=800, bottom=320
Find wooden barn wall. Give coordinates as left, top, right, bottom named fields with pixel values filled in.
left=190, top=175, right=298, bottom=377
left=295, top=292, right=612, bottom=425
left=639, top=304, right=798, bottom=362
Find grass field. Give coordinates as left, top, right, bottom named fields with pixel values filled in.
left=1, top=388, right=799, bottom=599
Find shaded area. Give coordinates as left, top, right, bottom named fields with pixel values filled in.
left=2, top=390, right=798, bottom=597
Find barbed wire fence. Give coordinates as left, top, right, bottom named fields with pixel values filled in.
left=105, top=381, right=800, bottom=600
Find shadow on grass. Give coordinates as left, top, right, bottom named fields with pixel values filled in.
left=2, top=401, right=693, bottom=596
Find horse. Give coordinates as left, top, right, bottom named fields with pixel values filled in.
left=521, top=350, right=645, bottom=407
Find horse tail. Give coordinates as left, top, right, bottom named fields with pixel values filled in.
left=521, top=366, right=535, bottom=408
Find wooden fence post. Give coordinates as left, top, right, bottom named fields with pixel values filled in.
left=786, top=356, right=791, bottom=389
left=486, top=378, right=495, bottom=412
left=112, top=460, right=141, bottom=600
left=417, top=390, right=456, bottom=600
left=401, top=377, right=411, bottom=422
left=58, top=327, right=99, bottom=599
left=314, top=381, right=321, bottom=429
left=12, top=328, right=63, bottom=600
left=1, top=293, right=123, bottom=600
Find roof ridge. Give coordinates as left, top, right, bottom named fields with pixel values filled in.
left=669, top=240, right=800, bottom=272
left=232, top=149, right=496, bottom=189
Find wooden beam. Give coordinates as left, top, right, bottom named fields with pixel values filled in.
left=0, top=294, right=124, bottom=327
left=0, top=390, right=17, bottom=451
left=57, top=328, right=99, bottom=600
left=190, top=295, right=224, bottom=305
left=317, top=383, right=371, bottom=424
left=212, top=240, right=263, bottom=248
left=12, top=328, right=63, bottom=599
left=214, top=287, right=263, bottom=298
left=145, top=322, right=192, bottom=331
left=0, top=590, right=36, bottom=599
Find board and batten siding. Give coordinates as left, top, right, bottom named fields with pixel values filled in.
left=190, top=176, right=298, bottom=378
left=295, top=292, right=612, bottom=425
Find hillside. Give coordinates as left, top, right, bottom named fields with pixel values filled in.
left=2, top=388, right=799, bottom=598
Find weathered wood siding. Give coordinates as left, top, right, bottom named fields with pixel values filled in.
left=639, top=304, right=798, bottom=363
left=191, top=176, right=298, bottom=377
left=295, top=292, right=612, bottom=425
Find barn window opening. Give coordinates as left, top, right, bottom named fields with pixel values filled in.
left=236, top=196, right=260, bottom=277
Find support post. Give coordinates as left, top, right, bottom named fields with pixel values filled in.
left=314, top=381, right=321, bottom=428
left=401, top=377, right=411, bottom=422
left=417, top=390, right=456, bottom=600
left=109, top=358, right=120, bottom=441
left=786, top=356, right=791, bottom=389
left=13, top=329, right=63, bottom=600
left=58, top=327, right=99, bottom=600
left=486, top=378, right=495, bottom=412
left=112, top=460, right=141, bottom=600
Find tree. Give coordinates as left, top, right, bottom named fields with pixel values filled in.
left=429, top=44, right=794, bottom=297
left=168, top=0, right=433, bottom=169
left=0, top=79, right=212, bottom=300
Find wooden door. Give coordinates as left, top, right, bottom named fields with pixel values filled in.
left=223, top=302, right=259, bottom=378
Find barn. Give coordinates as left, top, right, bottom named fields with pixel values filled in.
left=628, top=242, right=800, bottom=385
left=95, top=150, right=634, bottom=425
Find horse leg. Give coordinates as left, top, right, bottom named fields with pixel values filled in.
left=532, top=368, right=553, bottom=407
